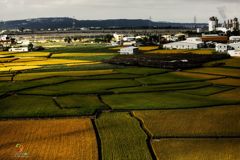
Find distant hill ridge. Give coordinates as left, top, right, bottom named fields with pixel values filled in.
left=0, top=17, right=207, bottom=29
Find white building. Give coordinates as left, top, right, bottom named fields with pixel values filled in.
left=197, top=28, right=203, bottom=33
left=228, top=50, right=240, bottom=57
left=113, top=33, right=124, bottom=42
left=215, top=42, right=240, bottom=57
left=162, top=35, right=178, bottom=42
left=17, top=40, right=31, bottom=46
left=163, top=37, right=204, bottom=50
left=123, top=37, right=135, bottom=42
left=0, top=35, right=10, bottom=41
left=229, top=36, right=240, bottom=43
left=119, top=46, right=139, bottom=55
left=229, top=42, right=240, bottom=50
left=215, top=27, right=228, bottom=33
left=215, top=43, right=228, bottom=53
left=9, top=47, right=29, bottom=52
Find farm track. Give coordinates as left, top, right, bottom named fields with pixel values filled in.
left=91, top=119, right=102, bottom=160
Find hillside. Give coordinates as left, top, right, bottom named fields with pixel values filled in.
left=0, top=17, right=207, bottom=30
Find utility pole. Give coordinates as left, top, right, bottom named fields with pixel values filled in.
left=149, top=16, right=152, bottom=29
left=72, top=16, right=76, bottom=30
left=194, top=16, right=197, bottom=29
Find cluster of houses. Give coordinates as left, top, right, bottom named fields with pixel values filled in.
left=216, top=41, right=240, bottom=57
left=0, top=35, right=33, bottom=52
left=119, top=35, right=240, bottom=57
left=115, top=16, right=240, bottom=57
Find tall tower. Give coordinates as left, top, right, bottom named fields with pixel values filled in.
left=72, top=16, right=76, bottom=30
left=194, top=16, right=197, bottom=29
left=148, top=16, right=152, bottom=29
left=208, top=16, right=218, bottom=32
left=232, top=17, right=239, bottom=31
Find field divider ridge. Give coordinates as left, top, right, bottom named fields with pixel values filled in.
left=129, top=111, right=157, bottom=160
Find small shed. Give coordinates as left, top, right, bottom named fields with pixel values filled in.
left=119, top=46, right=139, bottom=55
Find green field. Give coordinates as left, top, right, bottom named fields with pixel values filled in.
left=55, top=95, right=108, bottom=114
left=0, top=95, right=85, bottom=118
left=111, top=81, right=212, bottom=93
left=102, top=92, right=236, bottom=110
left=20, top=79, right=140, bottom=96
left=95, top=112, right=152, bottom=160
left=136, top=72, right=222, bottom=85
left=0, top=94, right=109, bottom=117
left=0, top=77, right=81, bottom=96
left=115, top=67, right=169, bottom=75
left=180, top=85, right=234, bottom=96
left=14, top=69, right=114, bottom=81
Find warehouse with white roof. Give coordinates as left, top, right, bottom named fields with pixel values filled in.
left=163, top=37, right=204, bottom=50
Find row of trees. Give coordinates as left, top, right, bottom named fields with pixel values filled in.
left=64, top=34, right=114, bottom=43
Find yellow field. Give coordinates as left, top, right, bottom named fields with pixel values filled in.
left=134, top=105, right=240, bottom=137
left=14, top=69, right=114, bottom=80
left=146, top=49, right=189, bottom=54
left=204, top=57, right=240, bottom=68
left=110, top=46, right=159, bottom=52
left=0, top=118, right=98, bottom=160
left=209, top=78, right=240, bottom=87
left=0, top=76, right=11, bottom=81
left=0, top=66, right=41, bottom=72
left=0, top=58, right=18, bottom=63
left=147, top=49, right=214, bottom=54
left=0, top=73, right=11, bottom=77
left=139, top=46, right=159, bottom=51
left=9, top=52, right=51, bottom=57
left=65, top=62, right=101, bottom=66
left=190, top=49, right=214, bottom=54
left=52, top=53, right=115, bottom=57
left=13, top=57, right=47, bottom=63
left=174, top=71, right=224, bottom=80
left=210, top=88, right=240, bottom=101
left=0, top=51, right=15, bottom=55
left=1, top=59, right=93, bottom=67
left=186, top=67, right=240, bottom=78
left=109, top=47, right=123, bottom=50
left=152, top=138, right=240, bottom=160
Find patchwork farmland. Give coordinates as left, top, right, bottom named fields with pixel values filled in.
left=0, top=45, right=239, bottom=160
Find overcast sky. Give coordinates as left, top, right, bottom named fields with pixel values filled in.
left=0, top=0, right=239, bottom=22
